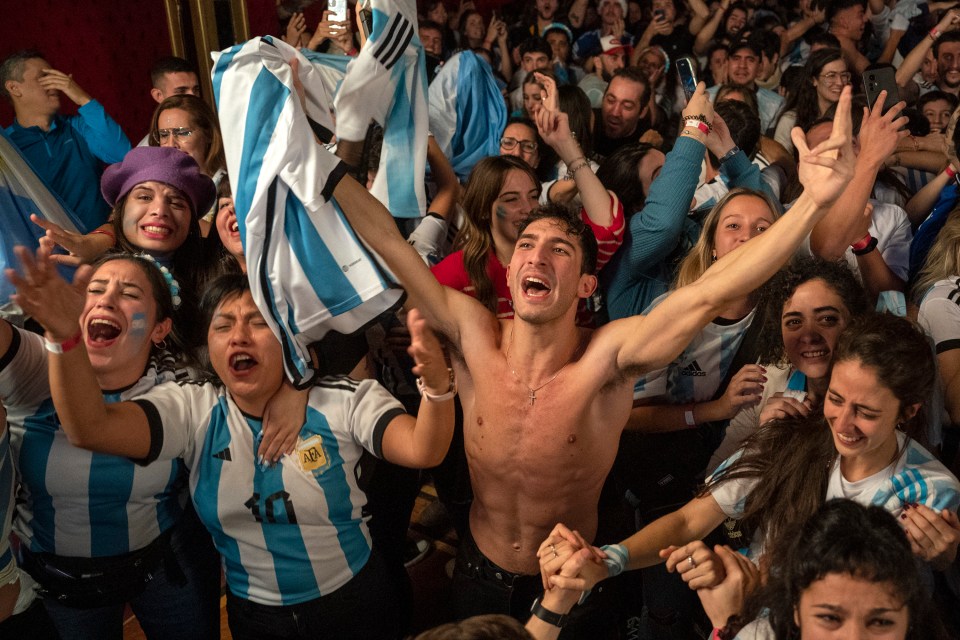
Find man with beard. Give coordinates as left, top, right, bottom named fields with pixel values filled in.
left=706, top=37, right=784, bottom=134
left=592, top=65, right=653, bottom=157
left=895, top=8, right=960, bottom=99
left=578, top=35, right=628, bottom=108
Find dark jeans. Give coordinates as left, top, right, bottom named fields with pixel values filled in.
left=225, top=550, right=400, bottom=640
left=39, top=504, right=220, bottom=640
left=0, top=600, right=61, bottom=640
left=450, top=532, right=620, bottom=640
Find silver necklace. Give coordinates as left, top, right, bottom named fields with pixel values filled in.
left=505, top=327, right=573, bottom=405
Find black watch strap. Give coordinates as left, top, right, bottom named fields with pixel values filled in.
left=530, top=597, right=568, bottom=627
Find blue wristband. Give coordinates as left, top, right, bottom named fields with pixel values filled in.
left=600, top=543, right=629, bottom=577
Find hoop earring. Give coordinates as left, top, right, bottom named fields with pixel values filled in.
left=154, top=338, right=168, bottom=352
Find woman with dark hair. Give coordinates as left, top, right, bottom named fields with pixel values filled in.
left=708, top=257, right=871, bottom=468
left=701, top=500, right=951, bottom=639
left=432, top=105, right=622, bottom=319
left=12, top=251, right=457, bottom=640
left=541, top=84, right=600, bottom=204
left=599, top=82, right=768, bottom=321
left=0, top=252, right=222, bottom=639
left=541, top=313, right=960, bottom=596
left=774, top=48, right=848, bottom=153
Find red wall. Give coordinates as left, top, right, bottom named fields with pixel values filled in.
left=0, top=0, right=174, bottom=142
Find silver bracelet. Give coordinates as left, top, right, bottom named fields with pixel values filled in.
left=564, top=157, right=590, bottom=180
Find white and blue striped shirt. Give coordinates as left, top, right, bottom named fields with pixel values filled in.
left=137, top=376, right=405, bottom=606
left=0, top=327, right=186, bottom=557
left=334, top=0, right=429, bottom=219
left=212, top=36, right=404, bottom=388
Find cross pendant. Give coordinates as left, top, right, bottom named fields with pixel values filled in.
left=529, top=390, right=536, bottom=405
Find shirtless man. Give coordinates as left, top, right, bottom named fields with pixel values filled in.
left=334, top=89, right=855, bottom=632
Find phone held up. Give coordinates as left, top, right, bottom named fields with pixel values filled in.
left=676, top=56, right=698, bottom=104
left=863, top=66, right=900, bottom=114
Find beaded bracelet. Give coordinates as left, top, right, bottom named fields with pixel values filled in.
left=564, top=157, right=591, bottom=180
left=685, top=113, right=709, bottom=124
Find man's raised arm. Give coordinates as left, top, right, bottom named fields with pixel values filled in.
left=332, top=175, right=472, bottom=342
left=610, top=87, right=856, bottom=374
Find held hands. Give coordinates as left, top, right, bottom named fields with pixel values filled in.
left=537, top=523, right=608, bottom=592
left=661, top=540, right=726, bottom=590
left=792, top=85, right=855, bottom=208
left=407, top=308, right=449, bottom=394
left=900, top=503, right=960, bottom=571
left=6, top=240, right=90, bottom=342
left=695, top=545, right=760, bottom=628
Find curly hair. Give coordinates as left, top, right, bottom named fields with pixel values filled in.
left=753, top=256, right=870, bottom=366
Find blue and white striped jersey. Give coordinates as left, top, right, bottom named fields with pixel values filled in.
left=212, top=36, right=404, bottom=388
left=137, top=376, right=405, bottom=606
left=0, top=424, right=15, bottom=586
left=711, top=432, right=960, bottom=560
left=633, top=294, right=756, bottom=403
left=334, top=0, right=428, bottom=219
left=0, top=327, right=186, bottom=557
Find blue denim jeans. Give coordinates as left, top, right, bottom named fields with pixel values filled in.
left=41, top=505, right=221, bottom=640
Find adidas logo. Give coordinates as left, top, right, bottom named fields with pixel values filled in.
left=680, top=360, right=707, bottom=377
left=213, top=448, right=232, bottom=461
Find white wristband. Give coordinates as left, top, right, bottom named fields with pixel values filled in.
left=684, top=408, right=696, bottom=427
left=417, top=368, right=457, bottom=402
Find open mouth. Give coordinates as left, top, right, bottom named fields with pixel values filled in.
left=87, top=318, right=122, bottom=344
left=229, top=220, right=239, bottom=234
left=801, top=349, right=829, bottom=359
left=522, top=277, right=552, bottom=298
left=836, top=432, right=864, bottom=446
left=141, top=224, right=172, bottom=239
left=229, top=352, right=258, bottom=373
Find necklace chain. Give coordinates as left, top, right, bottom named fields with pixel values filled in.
left=505, top=327, right=574, bottom=405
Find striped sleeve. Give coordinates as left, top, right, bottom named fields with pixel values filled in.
left=920, top=279, right=960, bottom=354
left=581, top=193, right=625, bottom=272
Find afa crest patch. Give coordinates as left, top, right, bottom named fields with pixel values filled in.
left=297, top=434, right=330, bottom=474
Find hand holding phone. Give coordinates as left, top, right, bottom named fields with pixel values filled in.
left=676, top=56, right=699, bottom=103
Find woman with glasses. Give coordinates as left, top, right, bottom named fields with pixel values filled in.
left=774, top=48, right=849, bottom=154
left=148, top=95, right=227, bottom=233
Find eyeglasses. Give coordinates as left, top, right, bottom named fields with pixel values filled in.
left=820, top=71, right=851, bottom=84
left=153, top=127, right=196, bottom=143
left=500, top=137, right=538, bottom=153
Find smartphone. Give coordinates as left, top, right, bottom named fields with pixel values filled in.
left=654, top=8, right=665, bottom=20
left=863, top=66, right=900, bottom=114
left=358, top=7, right=373, bottom=40
left=676, top=56, right=698, bottom=103
left=328, top=0, right=348, bottom=23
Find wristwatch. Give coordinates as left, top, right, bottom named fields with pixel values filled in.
left=530, top=597, right=568, bottom=627
left=717, top=145, right=740, bottom=165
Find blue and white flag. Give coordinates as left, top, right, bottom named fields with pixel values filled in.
left=0, top=130, right=82, bottom=317
left=428, top=51, right=507, bottom=180
left=334, top=0, right=428, bottom=219
left=212, top=36, right=402, bottom=387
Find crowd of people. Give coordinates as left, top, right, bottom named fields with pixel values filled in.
left=1, top=0, right=960, bottom=638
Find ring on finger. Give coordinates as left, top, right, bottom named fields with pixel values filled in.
left=687, top=555, right=696, bottom=569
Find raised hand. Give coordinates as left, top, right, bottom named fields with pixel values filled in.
left=6, top=242, right=90, bottom=342
left=407, top=308, right=450, bottom=393
left=758, top=392, right=813, bottom=425
left=793, top=85, right=855, bottom=208
left=284, top=12, right=307, bottom=47
left=31, top=214, right=113, bottom=266
left=535, top=71, right=559, bottom=113
left=857, top=91, right=908, bottom=170
left=38, top=68, right=91, bottom=106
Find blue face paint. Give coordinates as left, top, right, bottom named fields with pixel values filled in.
left=496, top=205, right=509, bottom=220
left=130, top=312, right=147, bottom=339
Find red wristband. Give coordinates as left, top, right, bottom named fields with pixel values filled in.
left=946, top=165, right=958, bottom=179
left=685, top=119, right=710, bottom=134
left=851, top=233, right=872, bottom=252
left=90, top=228, right=116, bottom=243
left=44, top=330, right=83, bottom=354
